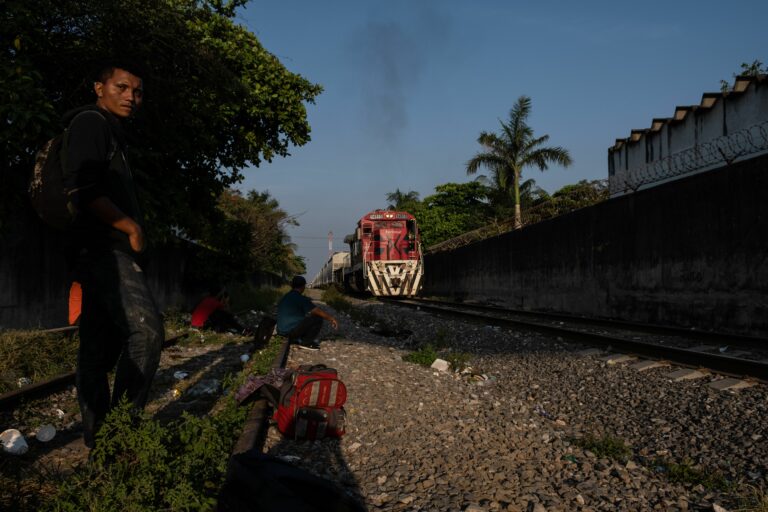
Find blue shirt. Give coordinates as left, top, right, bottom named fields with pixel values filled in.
left=276, top=290, right=315, bottom=334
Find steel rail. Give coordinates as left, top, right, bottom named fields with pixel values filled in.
left=229, top=336, right=290, bottom=456
left=0, top=332, right=189, bottom=411
left=401, top=298, right=768, bottom=347
left=388, top=299, right=768, bottom=382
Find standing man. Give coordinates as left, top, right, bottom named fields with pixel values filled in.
left=63, top=63, right=164, bottom=448
left=276, top=276, right=338, bottom=350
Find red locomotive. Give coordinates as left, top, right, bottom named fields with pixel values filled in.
left=343, top=210, right=424, bottom=296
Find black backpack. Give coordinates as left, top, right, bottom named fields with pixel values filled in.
left=28, top=110, right=116, bottom=230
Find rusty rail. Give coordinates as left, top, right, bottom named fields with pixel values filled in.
left=0, top=332, right=189, bottom=411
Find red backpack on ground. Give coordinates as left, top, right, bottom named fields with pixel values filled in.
left=274, top=364, right=347, bottom=441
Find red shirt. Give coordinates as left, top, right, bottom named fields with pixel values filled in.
left=191, top=296, right=224, bottom=327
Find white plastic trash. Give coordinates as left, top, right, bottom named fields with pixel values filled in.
left=0, top=429, right=29, bottom=455
left=430, top=358, right=450, bottom=372
left=17, top=377, right=31, bottom=388
left=36, top=424, right=56, bottom=443
left=240, top=354, right=250, bottom=363
left=173, top=371, right=189, bottom=380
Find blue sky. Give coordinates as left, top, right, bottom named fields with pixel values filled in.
left=235, top=0, right=767, bottom=280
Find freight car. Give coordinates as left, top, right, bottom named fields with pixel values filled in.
left=311, top=252, right=350, bottom=288
left=343, top=210, right=423, bottom=296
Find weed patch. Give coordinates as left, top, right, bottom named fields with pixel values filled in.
left=402, top=344, right=438, bottom=367
left=321, top=286, right=353, bottom=314
left=445, top=351, right=472, bottom=372
left=571, top=434, right=632, bottom=462
left=42, top=335, right=284, bottom=511
left=0, top=330, right=78, bottom=394
left=653, top=458, right=730, bottom=491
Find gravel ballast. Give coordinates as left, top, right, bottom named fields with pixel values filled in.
left=263, top=296, right=767, bottom=512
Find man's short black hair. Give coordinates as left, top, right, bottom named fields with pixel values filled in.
left=291, top=276, right=307, bottom=289
left=94, top=59, right=146, bottom=83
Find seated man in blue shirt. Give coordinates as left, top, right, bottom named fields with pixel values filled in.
left=276, top=275, right=339, bottom=350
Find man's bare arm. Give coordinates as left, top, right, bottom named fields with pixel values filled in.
left=310, top=307, right=338, bottom=329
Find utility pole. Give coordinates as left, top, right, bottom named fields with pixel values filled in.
left=328, top=231, right=333, bottom=258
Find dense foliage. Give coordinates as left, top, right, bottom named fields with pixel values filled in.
left=2, top=0, right=322, bottom=258
left=410, top=182, right=492, bottom=247
left=387, top=178, right=608, bottom=249
left=213, top=189, right=305, bottom=278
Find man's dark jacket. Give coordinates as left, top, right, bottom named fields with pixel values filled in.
left=62, top=105, right=144, bottom=257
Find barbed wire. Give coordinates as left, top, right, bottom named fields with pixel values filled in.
left=610, top=120, right=768, bottom=195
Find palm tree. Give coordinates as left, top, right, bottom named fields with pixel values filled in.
left=466, top=95, right=572, bottom=228
left=385, top=189, right=420, bottom=211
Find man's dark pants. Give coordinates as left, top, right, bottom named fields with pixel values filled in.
left=76, top=249, right=164, bottom=447
left=283, top=316, right=323, bottom=344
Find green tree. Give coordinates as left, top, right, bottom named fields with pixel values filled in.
left=466, top=95, right=572, bottom=228
left=522, top=179, right=608, bottom=225
left=720, top=59, right=766, bottom=91
left=2, top=0, right=322, bottom=246
left=385, top=189, right=420, bottom=212
left=411, top=182, right=491, bottom=246
left=215, top=189, right=305, bottom=277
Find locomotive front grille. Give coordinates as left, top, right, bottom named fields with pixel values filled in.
left=365, top=260, right=423, bottom=296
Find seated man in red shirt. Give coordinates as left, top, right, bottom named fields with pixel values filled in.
left=191, top=286, right=246, bottom=333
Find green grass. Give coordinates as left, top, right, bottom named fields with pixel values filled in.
left=571, top=434, right=632, bottom=462
left=0, top=329, right=79, bottom=394
left=321, top=285, right=353, bottom=314
left=402, top=344, right=439, bottom=367
left=445, top=351, right=472, bottom=372
left=735, top=485, right=768, bottom=512
left=653, top=457, right=730, bottom=491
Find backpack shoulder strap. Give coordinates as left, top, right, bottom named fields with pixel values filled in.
left=64, top=109, right=119, bottom=163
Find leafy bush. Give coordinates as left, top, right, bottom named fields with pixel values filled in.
left=45, top=335, right=284, bottom=511
left=402, top=344, right=438, bottom=367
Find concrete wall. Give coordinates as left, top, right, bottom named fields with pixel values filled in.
left=0, top=207, right=202, bottom=329
left=424, top=154, right=768, bottom=337
left=608, top=75, right=768, bottom=196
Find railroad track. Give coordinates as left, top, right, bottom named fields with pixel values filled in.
left=383, top=297, right=768, bottom=382
left=0, top=330, right=192, bottom=410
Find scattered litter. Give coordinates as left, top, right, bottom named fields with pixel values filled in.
left=277, top=455, right=301, bottom=463
left=186, top=379, right=220, bottom=397
left=534, top=403, right=556, bottom=420
left=718, top=346, right=729, bottom=353
left=17, top=377, right=31, bottom=388
left=1, top=429, right=29, bottom=455
left=35, top=424, right=56, bottom=443
left=240, top=354, right=250, bottom=363
left=54, top=408, right=65, bottom=419
left=562, top=454, right=578, bottom=463
left=173, top=371, right=189, bottom=380
left=430, top=358, right=450, bottom=372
